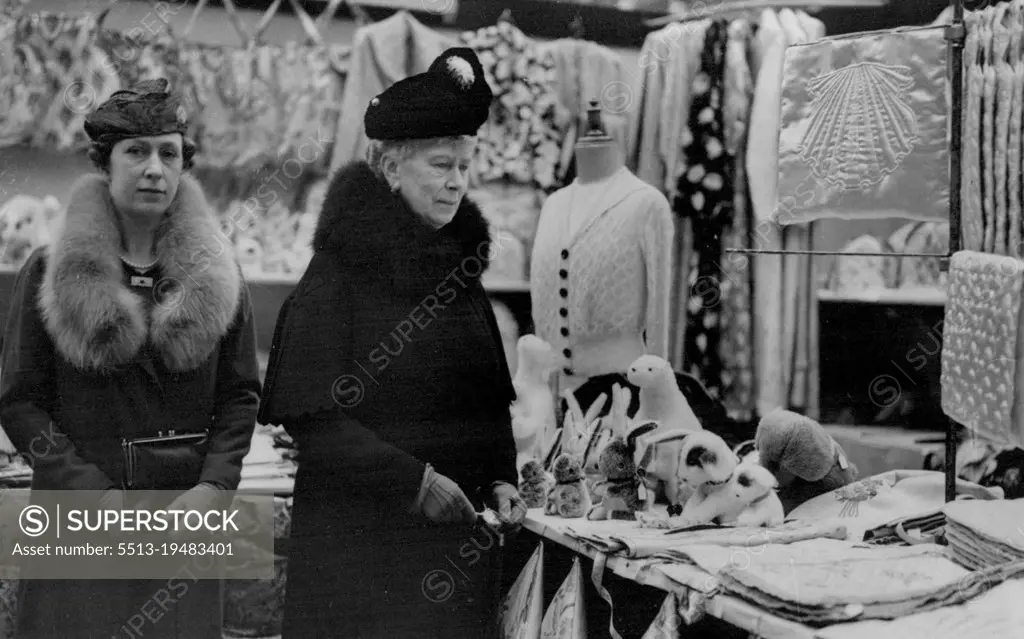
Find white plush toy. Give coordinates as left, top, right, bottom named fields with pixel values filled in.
left=627, top=355, right=703, bottom=511
left=0, top=194, right=61, bottom=266
left=628, top=355, right=702, bottom=431
left=668, top=430, right=740, bottom=527
left=510, top=335, right=558, bottom=468
left=680, top=460, right=784, bottom=527
left=729, top=463, right=785, bottom=528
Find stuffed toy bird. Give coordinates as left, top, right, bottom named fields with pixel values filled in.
left=510, top=335, right=558, bottom=465
left=518, top=459, right=555, bottom=509
left=755, top=409, right=858, bottom=513
left=545, top=453, right=590, bottom=518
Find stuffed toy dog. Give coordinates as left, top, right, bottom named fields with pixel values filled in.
left=718, top=462, right=785, bottom=527
left=670, top=431, right=740, bottom=526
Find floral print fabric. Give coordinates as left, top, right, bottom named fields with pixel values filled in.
left=459, top=21, right=570, bottom=190
left=674, top=20, right=731, bottom=401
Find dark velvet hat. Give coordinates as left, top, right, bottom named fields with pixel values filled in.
left=364, top=47, right=493, bottom=141
left=84, top=78, right=189, bottom=144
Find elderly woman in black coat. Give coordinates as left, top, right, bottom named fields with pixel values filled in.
left=259, top=48, right=526, bottom=638
left=0, top=80, right=260, bottom=638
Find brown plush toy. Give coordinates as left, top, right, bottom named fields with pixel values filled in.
left=755, top=409, right=859, bottom=513
left=518, top=459, right=555, bottom=509
left=587, top=421, right=659, bottom=520
left=545, top=453, right=591, bottom=518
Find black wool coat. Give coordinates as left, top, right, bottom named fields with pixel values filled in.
left=259, top=161, right=520, bottom=639
left=0, top=173, right=261, bottom=639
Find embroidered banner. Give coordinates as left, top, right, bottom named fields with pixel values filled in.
left=774, top=26, right=950, bottom=225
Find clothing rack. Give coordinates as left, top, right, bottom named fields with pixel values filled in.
left=645, top=0, right=890, bottom=28
left=715, top=0, right=965, bottom=502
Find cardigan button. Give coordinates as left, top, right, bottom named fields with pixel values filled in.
left=559, top=308, right=568, bottom=318
left=561, top=249, right=569, bottom=259
left=563, top=348, right=572, bottom=359
left=559, top=288, right=568, bottom=298
left=563, top=367, right=574, bottom=376
left=559, top=269, right=568, bottom=279
left=560, top=327, right=569, bottom=337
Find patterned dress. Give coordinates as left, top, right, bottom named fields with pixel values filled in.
left=674, top=20, right=731, bottom=400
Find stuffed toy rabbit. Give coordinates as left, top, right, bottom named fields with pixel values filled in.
left=545, top=453, right=590, bottom=518
left=561, top=389, right=608, bottom=465
left=587, top=421, right=660, bottom=520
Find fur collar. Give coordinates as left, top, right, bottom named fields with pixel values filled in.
left=313, top=161, right=492, bottom=291
left=39, top=173, right=241, bottom=373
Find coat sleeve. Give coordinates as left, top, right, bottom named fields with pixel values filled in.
left=200, top=281, right=261, bottom=490
left=258, top=275, right=426, bottom=512
left=0, top=249, right=118, bottom=490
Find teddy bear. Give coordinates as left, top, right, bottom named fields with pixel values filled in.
left=755, top=409, right=858, bottom=513
left=510, top=334, right=558, bottom=465
left=545, top=453, right=591, bottom=518
left=587, top=421, right=659, bottom=520
left=518, top=459, right=555, bottom=509
left=0, top=193, right=61, bottom=267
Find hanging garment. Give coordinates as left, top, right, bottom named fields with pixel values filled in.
left=460, top=21, right=571, bottom=190
left=774, top=25, right=951, bottom=225
left=629, top=19, right=711, bottom=196
left=940, top=250, right=1024, bottom=448
left=0, top=11, right=104, bottom=151
left=963, top=14, right=985, bottom=251
left=982, top=23, right=998, bottom=252
left=1009, top=29, right=1023, bottom=257
left=542, top=38, right=630, bottom=185
left=752, top=10, right=824, bottom=418
left=328, top=11, right=453, bottom=174
left=718, top=18, right=756, bottom=421
left=746, top=9, right=788, bottom=224
left=674, top=20, right=730, bottom=400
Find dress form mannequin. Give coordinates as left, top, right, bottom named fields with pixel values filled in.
left=530, top=101, right=675, bottom=413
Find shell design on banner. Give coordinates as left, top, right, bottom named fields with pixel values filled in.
left=797, top=62, right=919, bottom=192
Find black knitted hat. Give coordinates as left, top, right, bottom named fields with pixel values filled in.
left=84, top=78, right=188, bottom=144
left=364, top=47, right=493, bottom=141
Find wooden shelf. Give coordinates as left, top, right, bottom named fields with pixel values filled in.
left=817, top=287, right=946, bottom=306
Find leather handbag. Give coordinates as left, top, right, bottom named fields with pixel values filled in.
left=121, top=429, right=209, bottom=490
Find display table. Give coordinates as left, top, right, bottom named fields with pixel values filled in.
left=519, top=508, right=1011, bottom=639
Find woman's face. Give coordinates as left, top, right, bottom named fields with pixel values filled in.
left=386, top=137, right=475, bottom=229
left=108, top=133, right=184, bottom=219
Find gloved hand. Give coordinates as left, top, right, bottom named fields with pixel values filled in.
left=414, top=465, right=477, bottom=524
left=167, top=483, right=224, bottom=539
left=489, top=482, right=527, bottom=532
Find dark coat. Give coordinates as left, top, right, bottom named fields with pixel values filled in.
left=259, top=161, right=519, bottom=639
left=0, top=174, right=261, bottom=638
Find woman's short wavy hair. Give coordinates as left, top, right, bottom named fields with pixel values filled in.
left=364, top=135, right=476, bottom=182
left=87, top=134, right=197, bottom=173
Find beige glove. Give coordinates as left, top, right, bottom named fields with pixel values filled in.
left=413, top=464, right=477, bottom=524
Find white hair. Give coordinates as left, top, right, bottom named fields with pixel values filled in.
left=365, top=135, right=477, bottom=182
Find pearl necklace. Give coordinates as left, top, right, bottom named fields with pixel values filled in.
left=121, top=256, right=158, bottom=271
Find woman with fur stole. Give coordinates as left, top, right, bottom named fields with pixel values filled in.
left=260, top=48, right=526, bottom=638
left=0, top=79, right=261, bottom=637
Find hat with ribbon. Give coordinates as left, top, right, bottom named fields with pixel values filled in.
left=364, top=47, right=493, bottom=141
left=84, top=78, right=189, bottom=145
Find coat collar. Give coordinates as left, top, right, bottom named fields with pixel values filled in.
left=313, top=160, right=492, bottom=292
left=39, top=173, right=242, bottom=373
